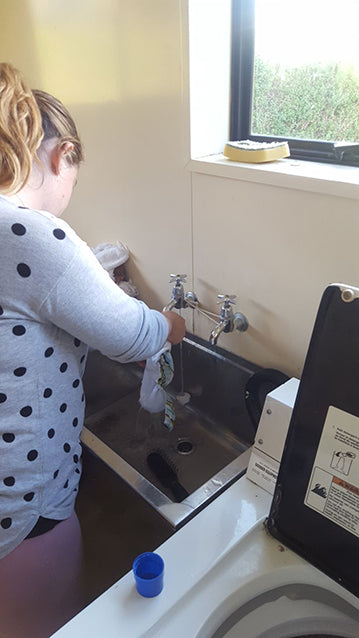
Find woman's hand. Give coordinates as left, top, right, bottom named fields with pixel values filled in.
left=162, top=311, right=186, bottom=344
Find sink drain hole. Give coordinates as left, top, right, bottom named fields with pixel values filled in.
left=176, top=438, right=194, bottom=455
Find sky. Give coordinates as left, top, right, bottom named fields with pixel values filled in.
left=255, top=0, right=359, bottom=69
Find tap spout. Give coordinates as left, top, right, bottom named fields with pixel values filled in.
left=209, top=294, right=249, bottom=345
left=209, top=320, right=228, bottom=346
left=163, top=298, right=178, bottom=312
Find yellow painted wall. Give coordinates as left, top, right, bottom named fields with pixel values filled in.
left=1, top=0, right=359, bottom=378
left=0, top=0, right=192, bottom=312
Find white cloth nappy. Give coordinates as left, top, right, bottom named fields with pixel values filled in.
left=92, top=241, right=129, bottom=272
left=139, top=342, right=175, bottom=430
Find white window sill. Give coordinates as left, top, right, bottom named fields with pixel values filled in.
left=188, top=154, right=359, bottom=200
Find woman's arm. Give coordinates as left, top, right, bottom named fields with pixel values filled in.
left=39, top=241, right=184, bottom=362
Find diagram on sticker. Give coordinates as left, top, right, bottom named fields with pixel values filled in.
left=311, top=482, right=328, bottom=498
left=306, top=467, right=332, bottom=513
left=331, top=450, right=356, bottom=475
left=305, top=406, right=359, bottom=538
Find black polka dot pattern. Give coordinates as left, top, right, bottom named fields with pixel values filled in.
left=0, top=213, right=88, bottom=548
left=20, top=406, right=32, bottom=417
left=14, top=367, right=26, bottom=377
left=4, top=477, right=15, bottom=487
left=53, top=228, right=66, bottom=240
left=17, top=263, right=31, bottom=278
left=1, top=518, right=12, bottom=530
left=13, top=325, right=26, bottom=336
left=11, top=223, right=26, bottom=236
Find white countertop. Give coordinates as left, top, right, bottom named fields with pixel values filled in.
left=52, top=476, right=272, bottom=637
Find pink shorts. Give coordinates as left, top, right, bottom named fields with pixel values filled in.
left=0, top=511, right=84, bottom=638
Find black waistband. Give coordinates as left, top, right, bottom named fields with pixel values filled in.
left=25, top=516, right=61, bottom=539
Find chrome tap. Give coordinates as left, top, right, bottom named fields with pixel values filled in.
left=209, top=295, right=248, bottom=346
left=163, top=274, right=188, bottom=311
left=163, top=274, right=199, bottom=312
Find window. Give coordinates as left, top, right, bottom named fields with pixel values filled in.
left=230, top=0, right=359, bottom=166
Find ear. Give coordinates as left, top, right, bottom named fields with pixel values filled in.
left=50, top=142, right=74, bottom=175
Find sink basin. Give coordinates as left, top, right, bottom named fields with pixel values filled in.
left=81, top=334, right=260, bottom=527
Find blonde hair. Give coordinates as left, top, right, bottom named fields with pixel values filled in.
left=0, top=62, right=43, bottom=193
left=0, top=62, right=84, bottom=194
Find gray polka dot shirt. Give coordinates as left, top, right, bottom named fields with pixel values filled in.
left=0, top=196, right=168, bottom=558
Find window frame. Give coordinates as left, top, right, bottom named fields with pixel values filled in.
left=230, top=0, right=359, bottom=167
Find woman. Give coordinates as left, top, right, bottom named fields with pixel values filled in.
left=0, top=62, right=185, bottom=637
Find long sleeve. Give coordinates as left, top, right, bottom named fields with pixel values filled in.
left=39, top=242, right=169, bottom=363
left=0, top=197, right=168, bottom=363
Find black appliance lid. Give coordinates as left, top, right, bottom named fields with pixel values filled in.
left=267, top=283, right=359, bottom=598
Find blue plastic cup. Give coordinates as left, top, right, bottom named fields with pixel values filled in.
left=132, top=552, right=164, bottom=598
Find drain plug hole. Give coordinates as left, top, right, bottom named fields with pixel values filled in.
left=177, top=439, right=194, bottom=455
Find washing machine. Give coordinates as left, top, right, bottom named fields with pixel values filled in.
left=194, top=519, right=359, bottom=638
left=188, top=283, right=359, bottom=638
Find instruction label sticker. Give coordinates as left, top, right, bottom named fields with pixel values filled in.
left=305, top=405, right=359, bottom=538
left=247, top=446, right=280, bottom=495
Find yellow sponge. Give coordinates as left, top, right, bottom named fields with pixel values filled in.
left=223, top=140, right=290, bottom=163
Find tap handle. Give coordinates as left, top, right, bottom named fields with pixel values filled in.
left=217, top=294, right=237, bottom=306
left=169, top=274, right=187, bottom=284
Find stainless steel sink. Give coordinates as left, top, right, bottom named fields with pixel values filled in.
left=81, top=334, right=260, bottom=528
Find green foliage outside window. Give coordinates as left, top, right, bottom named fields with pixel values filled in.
left=252, top=58, right=359, bottom=143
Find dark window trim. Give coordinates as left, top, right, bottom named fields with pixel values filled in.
left=230, top=0, right=359, bottom=167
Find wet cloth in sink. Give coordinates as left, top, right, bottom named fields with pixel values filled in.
left=139, top=342, right=175, bottom=430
